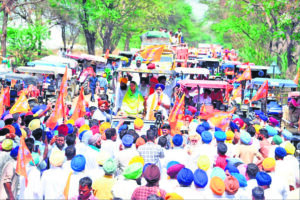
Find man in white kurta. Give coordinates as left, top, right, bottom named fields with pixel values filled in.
left=145, top=83, right=170, bottom=120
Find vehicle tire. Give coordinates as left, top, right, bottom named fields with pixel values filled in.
left=83, top=77, right=90, bottom=95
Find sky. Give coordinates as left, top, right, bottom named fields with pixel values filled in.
left=185, top=0, right=209, bottom=21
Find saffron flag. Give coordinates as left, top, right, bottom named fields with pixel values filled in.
left=60, top=66, right=68, bottom=99
left=0, top=88, right=5, bottom=117
left=10, top=92, right=30, bottom=114
left=169, top=94, right=185, bottom=136
left=293, top=68, right=299, bottom=85
left=232, top=85, right=242, bottom=100
left=225, top=84, right=230, bottom=101
left=104, top=49, right=110, bottom=59
left=236, top=66, right=252, bottom=82
left=251, top=80, right=268, bottom=102
left=200, top=104, right=207, bottom=114
left=70, top=87, right=86, bottom=121
left=208, top=108, right=236, bottom=131
left=140, top=45, right=165, bottom=63
left=3, top=87, right=10, bottom=107
left=46, top=93, right=66, bottom=129
left=11, top=79, right=17, bottom=88
left=16, top=136, right=34, bottom=187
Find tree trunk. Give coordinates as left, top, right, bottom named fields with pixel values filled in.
left=83, top=30, right=96, bottom=55
left=61, top=22, right=66, bottom=49
left=1, top=11, right=9, bottom=57
left=124, top=33, right=132, bottom=51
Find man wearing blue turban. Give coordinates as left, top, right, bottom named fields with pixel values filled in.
left=145, top=83, right=170, bottom=120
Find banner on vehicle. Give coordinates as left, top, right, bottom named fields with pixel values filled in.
left=140, top=45, right=165, bottom=63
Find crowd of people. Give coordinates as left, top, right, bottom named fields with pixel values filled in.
left=0, top=76, right=299, bottom=200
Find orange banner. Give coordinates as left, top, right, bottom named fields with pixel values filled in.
left=70, top=87, right=86, bottom=121
left=236, top=66, right=252, bottom=82
left=140, top=45, right=165, bottom=63
left=0, top=88, right=5, bottom=117
left=208, top=108, right=236, bottom=131
left=251, top=80, right=268, bottom=102
left=16, top=136, right=34, bottom=187
left=169, top=94, right=185, bottom=136
left=11, top=79, right=17, bottom=88
left=10, top=92, right=30, bottom=114
left=232, top=85, right=242, bottom=100
left=3, top=87, right=10, bottom=107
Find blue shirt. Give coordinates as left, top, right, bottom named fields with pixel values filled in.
left=89, top=77, right=98, bottom=89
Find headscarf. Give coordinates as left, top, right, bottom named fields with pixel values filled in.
left=121, top=83, right=144, bottom=115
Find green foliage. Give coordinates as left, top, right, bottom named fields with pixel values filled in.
left=279, top=52, right=288, bottom=77
left=7, top=25, right=49, bottom=65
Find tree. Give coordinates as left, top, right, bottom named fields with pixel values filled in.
left=0, top=0, right=44, bottom=57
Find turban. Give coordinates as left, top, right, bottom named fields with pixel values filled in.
left=240, top=132, right=251, bottom=145
left=3, top=114, right=13, bottom=121
left=217, top=143, right=227, bottom=155
left=167, top=161, right=180, bottom=170
left=50, top=150, right=65, bottom=167
left=194, top=169, right=208, bottom=188
left=96, top=151, right=110, bottom=165
left=254, top=110, right=263, bottom=116
left=75, top=117, right=85, bottom=128
left=233, top=118, right=244, bottom=128
left=67, top=124, right=74, bottom=134
left=71, top=155, right=86, bottom=172
left=123, top=163, right=143, bottom=180
left=259, top=114, right=268, bottom=122
left=230, top=121, right=240, bottom=132
left=196, top=125, right=205, bottom=135
left=275, top=147, right=287, bottom=158
left=232, top=173, right=247, bottom=187
left=122, top=134, right=134, bottom=147
left=285, top=142, right=296, bottom=155
left=98, top=100, right=108, bottom=108
left=177, top=168, right=194, bottom=186
left=272, top=135, right=282, bottom=145
left=134, top=118, right=144, bottom=130
left=188, top=106, right=197, bottom=114
left=226, top=130, right=234, bottom=143
left=11, top=123, right=21, bottom=137
left=90, top=125, right=99, bottom=135
left=269, top=117, right=279, bottom=126
left=82, top=130, right=93, bottom=145
left=57, top=124, right=68, bottom=136
left=201, top=121, right=210, bottom=131
left=88, top=133, right=101, bottom=145
left=262, top=157, right=275, bottom=172
left=136, top=137, right=145, bottom=148
left=252, top=187, right=265, bottom=200
left=165, top=193, right=183, bottom=200
left=2, top=139, right=13, bottom=151
left=197, top=155, right=210, bottom=171
left=215, top=156, right=227, bottom=170
left=67, top=119, right=75, bottom=125
left=28, top=119, right=41, bottom=131
left=129, top=156, right=144, bottom=166
left=265, top=125, right=278, bottom=136
left=103, top=158, right=117, bottom=175
left=172, top=134, right=183, bottom=147
left=214, top=131, right=226, bottom=142
left=237, top=164, right=247, bottom=177
left=225, top=163, right=239, bottom=174
left=118, top=124, right=128, bottom=133
left=143, top=164, right=160, bottom=184
left=120, top=77, right=128, bottom=84
left=210, top=176, right=225, bottom=196
left=225, top=175, right=240, bottom=195
left=99, top=122, right=111, bottom=135
left=282, top=129, right=292, bottom=140
left=256, top=172, right=272, bottom=186
left=4, top=125, right=15, bottom=134
left=0, top=128, right=10, bottom=136
left=185, top=110, right=192, bottom=116
left=155, top=83, right=165, bottom=91
left=150, top=77, right=159, bottom=84
left=0, top=120, right=4, bottom=128
left=211, top=167, right=226, bottom=180
left=10, top=146, right=19, bottom=158
left=167, top=164, right=185, bottom=179
left=254, top=124, right=261, bottom=134
left=201, top=131, right=212, bottom=144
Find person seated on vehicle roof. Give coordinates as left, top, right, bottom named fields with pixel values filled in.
left=192, top=89, right=212, bottom=106
left=145, top=83, right=170, bottom=121
left=113, top=77, right=128, bottom=114
left=139, top=77, right=150, bottom=98
left=92, top=100, right=110, bottom=123
left=158, top=75, right=177, bottom=99
left=119, top=81, right=144, bottom=116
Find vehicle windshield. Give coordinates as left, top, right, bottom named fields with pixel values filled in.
left=159, top=56, right=172, bottom=62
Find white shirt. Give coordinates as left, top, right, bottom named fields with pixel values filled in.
left=67, top=171, right=87, bottom=199
left=283, top=155, right=300, bottom=187
left=116, top=147, right=139, bottom=173
left=139, top=85, right=150, bottom=97
left=193, top=94, right=212, bottom=105
left=41, top=166, right=68, bottom=199
left=62, top=160, right=72, bottom=174
left=163, top=147, right=189, bottom=167
left=159, top=179, right=179, bottom=193
left=145, top=92, right=170, bottom=120
left=114, top=84, right=127, bottom=113
left=101, top=140, right=119, bottom=158
left=92, top=109, right=109, bottom=122
left=164, top=78, right=177, bottom=98
left=111, top=177, right=140, bottom=199
left=19, top=165, right=42, bottom=199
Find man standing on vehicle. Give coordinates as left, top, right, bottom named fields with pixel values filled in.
left=88, top=73, right=98, bottom=102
